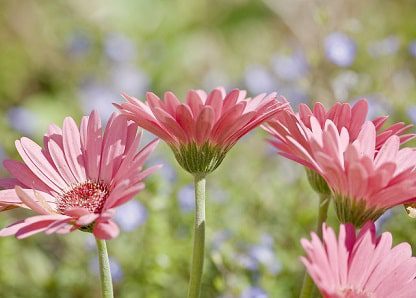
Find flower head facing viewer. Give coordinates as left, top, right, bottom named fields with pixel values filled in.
left=301, top=222, right=416, bottom=298
left=115, top=87, right=289, bottom=175
left=0, top=111, right=159, bottom=240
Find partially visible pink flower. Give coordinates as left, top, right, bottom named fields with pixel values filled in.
left=301, top=222, right=416, bottom=298
left=115, top=87, right=289, bottom=175
left=265, top=99, right=414, bottom=174
left=0, top=111, right=159, bottom=240
left=310, top=121, right=416, bottom=225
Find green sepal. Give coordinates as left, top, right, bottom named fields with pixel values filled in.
left=334, top=194, right=386, bottom=227
left=171, top=142, right=228, bottom=175
left=306, top=169, right=331, bottom=195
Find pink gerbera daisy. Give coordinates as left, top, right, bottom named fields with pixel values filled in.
left=264, top=99, right=414, bottom=194
left=310, top=121, right=416, bottom=226
left=115, top=87, right=288, bottom=175
left=301, top=222, right=416, bottom=298
left=0, top=111, right=159, bottom=240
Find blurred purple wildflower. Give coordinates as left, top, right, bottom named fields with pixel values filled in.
left=362, top=95, right=391, bottom=119
left=409, top=41, right=416, bottom=57
left=211, top=187, right=229, bottom=204
left=203, top=70, right=231, bottom=90
left=90, top=257, right=123, bottom=282
left=272, top=51, right=308, bottom=81
left=278, top=85, right=308, bottom=105
left=331, top=71, right=359, bottom=99
left=7, top=107, right=39, bottom=135
left=368, top=36, right=400, bottom=57
left=324, top=32, right=356, bottom=67
left=78, top=80, right=117, bottom=120
left=85, top=235, right=96, bottom=251
left=248, top=244, right=282, bottom=275
left=240, top=286, right=268, bottom=298
left=234, top=234, right=282, bottom=275
left=66, top=31, right=91, bottom=58
left=407, top=106, right=416, bottom=123
left=114, top=200, right=148, bottom=232
left=177, top=184, right=195, bottom=213
left=210, top=229, right=232, bottom=250
left=244, top=65, right=276, bottom=94
left=260, top=233, right=273, bottom=247
left=236, top=254, right=258, bottom=271
left=152, top=158, right=176, bottom=183
left=105, top=33, right=137, bottom=63
left=110, top=65, right=149, bottom=96
left=375, top=209, right=393, bottom=231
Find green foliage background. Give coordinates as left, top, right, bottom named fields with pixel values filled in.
left=0, top=1, right=416, bottom=297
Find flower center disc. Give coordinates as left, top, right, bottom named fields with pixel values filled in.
left=58, top=180, right=110, bottom=214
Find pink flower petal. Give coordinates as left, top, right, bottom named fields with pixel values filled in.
left=17, top=138, right=67, bottom=192
left=99, top=115, right=128, bottom=182
left=93, top=220, right=120, bottom=240
left=62, top=117, right=87, bottom=182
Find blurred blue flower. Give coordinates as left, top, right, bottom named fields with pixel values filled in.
left=85, top=235, right=97, bottom=251
left=105, top=33, right=137, bottom=63
left=278, top=85, right=308, bottom=105
left=7, top=107, right=39, bottom=135
left=368, top=36, right=400, bottom=57
left=211, top=187, right=229, bottom=203
left=324, top=32, right=356, bottom=67
left=248, top=244, right=282, bottom=275
left=114, top=200, right=148, bottom=232
left=111, top=65, right=150, bottom=96
left=276, top=157, right=304, bottom=183
left=409, top=41, right=416, bottom=57
left=240, top=286, right=268, bottom=298
left=78, top=80, right=117, bottom=120
left=203, top=69, right=231, bottom=90
left=375, top=209, right=393, bottom=231
left=150, top=157, right=176, bottom=183
left=90, top=257, right=123, bottom=282
left=210, top=229, right=232, bottom=250
left=361, top=95, right=391, bottom=119
left=407, top=106, right=416, bottom=123
left=331, top=71, right=359, bottom=99
left=272, top=51, right=308, bottom=81
left=66, top=31, right=91, bottom=58
left=244, top=65, right=277, bottom=94
left=177, top=184, right=195, bottom=213
left=260, top=233, right=273, bottom=247
left=236, top=254, right=258, bottom=271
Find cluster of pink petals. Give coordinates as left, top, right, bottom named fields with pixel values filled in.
left=115, top=87, right=289, bottom=150
left=0, top=111, right=159, bottom=240
left=265, top=99, right=414, bottom=172
left=311, top=121, right=416, bottom=212
left=301, top=222, right=416, bottom=298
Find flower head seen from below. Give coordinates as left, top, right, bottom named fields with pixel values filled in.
left=301, top=222, right=416, bottom=298
left=310, top=121, right=416, bottom=226
left=115, top=87, right=288, bottom=175
left=265, top=99, right=415, bottom=195
left=0, top=111, right=159, bottom=240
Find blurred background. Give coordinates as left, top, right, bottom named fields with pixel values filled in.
left=0, top=0, right=416, bottom=297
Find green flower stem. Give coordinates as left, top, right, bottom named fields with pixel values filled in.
left=187, top=174, right=206, bottom=298
left=299, top=193, right=330, bottom=298
left=96, top=238, right=114, bottom=298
